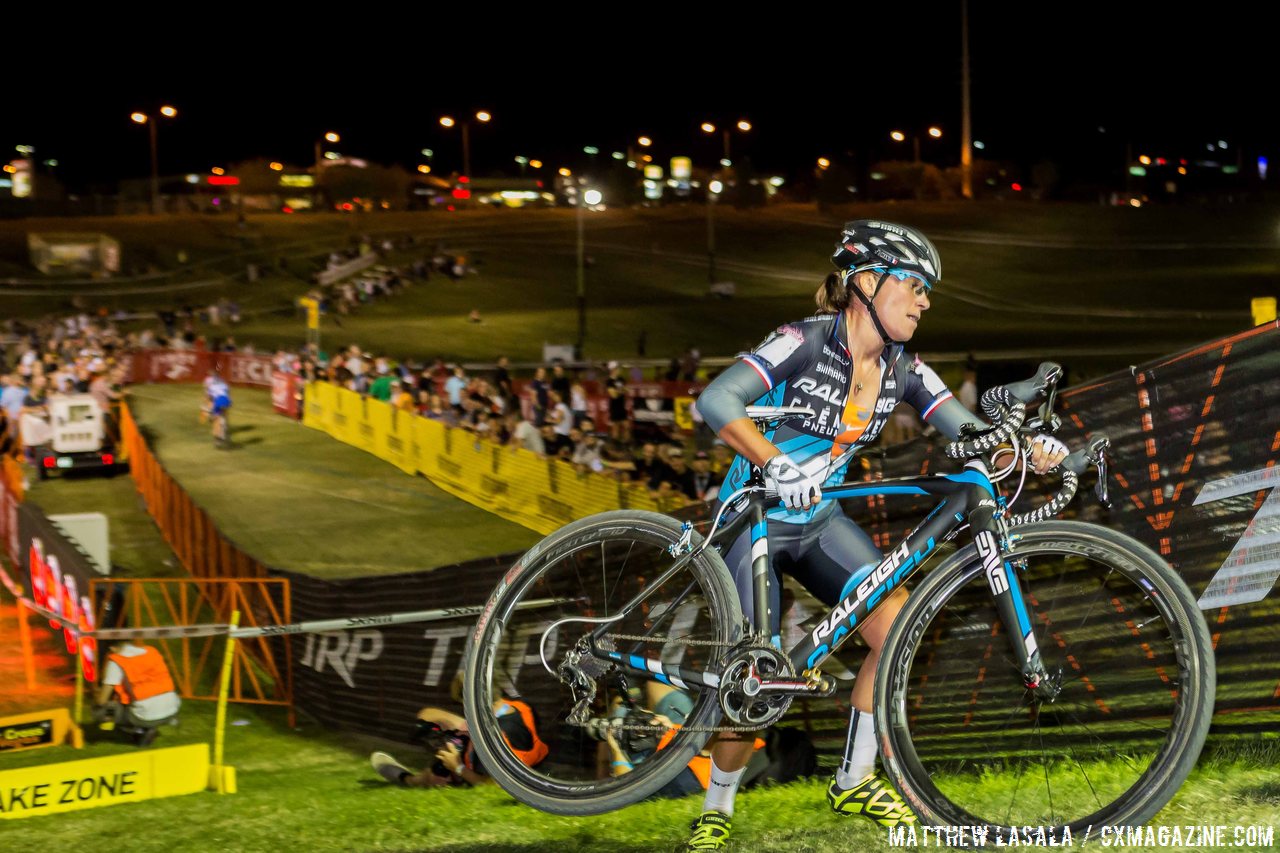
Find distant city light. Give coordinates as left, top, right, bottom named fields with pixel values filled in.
left=514, top=156, right=528, bottom=165
left=130, top=112, right=147, bottom=124
left=720, top=158, right=731, bottom=167
left=1218, top=139, right=1228, bottom=149
left=440, top=117, right=456, bottom=128
left=43, top=159, right=58, bottom=167
left=325, top=132, right=340, bottom=143
left=737, top=120, right=752, bottom=132
left=1139, top=155, right=1152, bottom=165
left=583, top=146, right=599, bottom=155
left=928, top=127, right=943, bottom=138
left=626, top=160, right=637, bottom=169
left=584, top=189, right=602, bottom=205
left=611, top=151, right=625, bottom=160
left=269, top=162, right=284, bottom=171
left=476, top=111, right=492, bottom=122
left=421, top=149, right=434, bottom=158
left=973, top=140, right=986, bottom=150
left=211, top=167, right=225, bottom=175
left=701, top=123, right=716, bottom=133
left=1177, top=166, right=1187, bottom=175
left=1097, top=126, right=1106, bottom=133
left=1207, top=143, right=1216, bottom=152
left=15, top=145, right=35, bottom=154
left=1129, top=166, right=1147, bottom=176
left=890, top=131, right=905, bottom=142
left=529, top=159, right=543, bottom=169
left=637, top=136, right=652, bottom=147
left=1011, top=183, right=1023, bottom=192
left=817, top=158, right=831, bottom=169
left=641, top=155, right=652, bottom=163
left=768, top=176, right=785, bottom=187
left=1129, top=198, right=1142, bottom=208
left=185, top=174, right=199, bottom=184
left=160, top=105, right=177, bottom=118
left=1259, top=156, right=1268, bottom=181
left=418, top=165, right=431, bottom=174
left=709, top=180, right=723, bottom=194
left=324, top=152, right=340, bottom=160
left=558, top=167, right=571, bottom=176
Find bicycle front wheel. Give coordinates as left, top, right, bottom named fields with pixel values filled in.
left=876, top=520, right=1214, bottom=839
left=463, top=510, right=741, bottom=815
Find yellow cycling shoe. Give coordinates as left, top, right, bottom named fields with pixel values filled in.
left=827, top=773, right=919, bottom=828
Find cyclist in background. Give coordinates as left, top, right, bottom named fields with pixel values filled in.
left=204, top=370, right=231, bottom=449
left=683, top=221, right=1068, bottom=850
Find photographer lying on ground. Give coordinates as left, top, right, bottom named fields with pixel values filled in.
left=371, top=687, right=546, bottom=788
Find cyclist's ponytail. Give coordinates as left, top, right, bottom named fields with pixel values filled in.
left=815, top=271, right=850, bottom=314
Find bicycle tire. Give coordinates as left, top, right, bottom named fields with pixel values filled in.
left=876, top=520, right=1214, bottom=840
left=463, top=510, right=741, bottom=816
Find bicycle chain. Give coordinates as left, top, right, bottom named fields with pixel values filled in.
left=596, top=632, right=771, bottom=733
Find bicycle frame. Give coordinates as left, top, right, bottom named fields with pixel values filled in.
left=586, top=461, right=1050, bottom=697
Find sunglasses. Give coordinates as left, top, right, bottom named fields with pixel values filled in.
left=845, top=266, right=933, bottom=296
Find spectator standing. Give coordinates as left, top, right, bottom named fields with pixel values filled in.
left=511, top=412, right=545, bottom=454
left=445, top=366, right=468, bottom=408
left=528, top=367, right=550, bottom=426
left=569, top=380, right=589, bottom=427
left=690, top=450, right=722, bottom=501
left=606, top=361, right=630, bottom=444
left=548, top=391, right=573, bottom=442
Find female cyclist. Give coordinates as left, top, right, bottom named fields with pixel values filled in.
left=681, top=220, right=1068, bottom=850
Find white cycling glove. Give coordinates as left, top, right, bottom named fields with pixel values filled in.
left=763, top=453, right=824, bottom=511
left=1028, top=434, right=1069, bottom=472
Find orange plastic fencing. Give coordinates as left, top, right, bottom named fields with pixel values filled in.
left=91, top=577, right=293, bottom=719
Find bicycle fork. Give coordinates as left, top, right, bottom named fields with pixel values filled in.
left=968, top=501, right=1056, bottom=699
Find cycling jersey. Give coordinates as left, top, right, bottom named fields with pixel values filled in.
left=699, top=312, right=974, bottom=525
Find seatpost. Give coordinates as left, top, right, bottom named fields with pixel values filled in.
left=747, top=468, right=774, bottom=646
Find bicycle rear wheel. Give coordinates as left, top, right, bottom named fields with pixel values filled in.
left=463, top=510, right=741, bottom=815
left=876, top=520, right=1214, bottom=840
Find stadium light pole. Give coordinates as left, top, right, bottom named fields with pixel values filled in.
left=314, top=131, right=340, bottom=209
left=440, top=111, right=491, bottom=179
left=576, top=186, right=603, bottom=358
left=131, top=105, right=177, bottom=214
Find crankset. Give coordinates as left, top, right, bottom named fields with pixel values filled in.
left=718, top=643, right=836, bottom=727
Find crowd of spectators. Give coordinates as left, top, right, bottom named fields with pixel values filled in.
left=1, top=314, right=129, bottom=463
left=273, top=345, right=756, bottom=508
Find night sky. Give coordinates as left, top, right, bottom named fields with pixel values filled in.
left=9, top=8, right=1277, bottom=191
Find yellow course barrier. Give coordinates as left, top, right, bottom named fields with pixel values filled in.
left=0, top=708, right=83, bottom=754
left=303, top=381, right=677, bottom=535
left=0, top=743, right=209, bottom=819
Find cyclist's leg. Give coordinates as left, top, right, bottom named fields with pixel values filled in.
left=701, top=522, right=789, bottom=816
left=791, top=515, right=916, bottom=824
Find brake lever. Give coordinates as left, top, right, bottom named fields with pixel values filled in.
left=1093, top=445, right=1111, bottom=509
left=1061, top=435, right=1112, bottom=508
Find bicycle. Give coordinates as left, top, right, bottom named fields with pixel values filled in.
left=462, top=363, right=1215, bottom=840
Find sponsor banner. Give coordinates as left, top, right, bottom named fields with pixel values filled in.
left=0, top=744, right=208, bottom=820
left=300, top=382, right=672, bottom=535
left=0, top=709, right=82, bottom=753
left=129, top=349, right=275, bottom=388
left=19, top=502, right=104, bottom=683
left=271, top=372, right=300, bottom=418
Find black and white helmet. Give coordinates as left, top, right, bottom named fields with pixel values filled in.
left=832, top=220, right=942, bottom=287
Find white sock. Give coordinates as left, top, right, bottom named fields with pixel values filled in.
left=702, top=759, right=746, bottom=816
left=835, top=708, right=877, bottom=789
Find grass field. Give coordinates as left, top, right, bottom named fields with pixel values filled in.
left=108, top=384, right=541, bottom=578
left=0, top=686, right=1275, bottom=853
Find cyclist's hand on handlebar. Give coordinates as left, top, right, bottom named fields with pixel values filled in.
left=764, top=453, right=823, bottom=510
left=1028, top=434, right=1069, bottom=474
